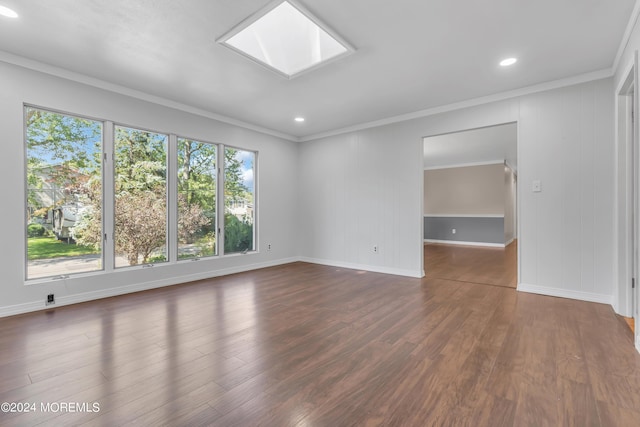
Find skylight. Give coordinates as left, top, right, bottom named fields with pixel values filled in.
left=0, top=5, right=18, bottom=18
left=218, top=1, right=353, bottom=78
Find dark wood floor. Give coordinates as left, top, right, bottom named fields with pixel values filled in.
left=1, top=260, right=639, bottom=426
left=425, top=241, right=518, bottom=288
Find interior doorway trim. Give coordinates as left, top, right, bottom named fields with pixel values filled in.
left=615, top=59, right=636, bottom=319
left=614, top=51, right=640, bottom=353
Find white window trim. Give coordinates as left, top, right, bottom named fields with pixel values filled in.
left=24, top=106, right=259, bottom=284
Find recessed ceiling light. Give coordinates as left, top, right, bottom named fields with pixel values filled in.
left=218, top=1, right=354, bottom=78
left=294, top=117, right=305, bottom=122
left=0, top=5, right=18, bottom=18
left=500, top=57, right=518, bottom=67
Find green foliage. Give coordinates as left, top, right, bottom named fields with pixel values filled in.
left=177, top=140, right=217, bottom=259
left=112, top=128, right=167, bottom=265
left=222, top=148, right=254, bottom=254
left=224, top=214, right=253, bottom=253
left=28, top=236, right=98, bottom=260
left=26, top=108, right=99, bottom=169
left=25, top=107, right=101, bottom=212
left=224, top=147, right=249, bottom=201
left=115, top=127, right=167, bottom=193
left=27, top=223, right=46, bottom=237
left=178, top=139, right=217, bottom=212
left=147, top=255, right=167, bottom=263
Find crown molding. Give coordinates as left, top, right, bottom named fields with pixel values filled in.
left=299, top=68, right=613, bottom=142
left=612, top=0, right=640, bottom=73
left=0, top=50, right=298, bottom=142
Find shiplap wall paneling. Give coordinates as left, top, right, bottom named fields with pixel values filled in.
left=299, top=126, right=423, bottom=277
left=592, top=78, right=615, bottom=297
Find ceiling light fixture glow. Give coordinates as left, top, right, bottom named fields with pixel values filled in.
left=0, top=5, right=18, bottom=18
left=500, top=57, right=517, bottom=67
left=294, top=117, right=305, bottom=122
left=217, top=0, right=354, bottom=78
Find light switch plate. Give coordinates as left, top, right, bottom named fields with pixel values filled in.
left=532, top=180, right=542, bottom=192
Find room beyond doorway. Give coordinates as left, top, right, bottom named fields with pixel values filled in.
left=422, top=122, right=519, bottom=287
left=424, top=241, right=517, bottom=288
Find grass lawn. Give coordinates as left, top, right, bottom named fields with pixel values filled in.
left=28, top=236, right=99, bottom=260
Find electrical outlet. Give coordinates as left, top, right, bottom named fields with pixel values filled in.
left=267, top=243, right=272, bottom=251
left=452, top=229, right=456, bottom=234
left=373, top=245, right=378, bottom=253
left=46, top=294, right=55, bottom=306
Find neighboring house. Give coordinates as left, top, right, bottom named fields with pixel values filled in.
left=226, top=198, right=254, bottom=223
left=27, top=165, right=88, bottom=236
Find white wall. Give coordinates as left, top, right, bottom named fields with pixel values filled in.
left=299, top=78, right=615, bottom=304
left=0, top=60, right=299, bottom=316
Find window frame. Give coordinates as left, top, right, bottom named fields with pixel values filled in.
left=23, top=105, right=260, bottom=284
left=23, top=104, right=106, bottom=281
left=112, top=124, right=170, bottom=269
left=175, top=135, right=220, bottom=262
left=221, top=144, right=258, bottom=256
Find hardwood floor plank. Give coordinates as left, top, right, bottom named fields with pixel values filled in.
left=596, top=400, right=640, bottom=426
left=0, top=373, right=31, bottom=395
left=556, top=377, right=600, bottom=427
left=483, top=322, right=527, bottom=401
left=547, top=303, right=591, bottom=386
left=513, top=385, right=559, bottom=427
left=424, top=241, right=517, bottom=288
left=299, top=342, right=417, bottom=427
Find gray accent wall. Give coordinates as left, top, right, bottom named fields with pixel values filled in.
left=424, top=216, right=505, bottom=244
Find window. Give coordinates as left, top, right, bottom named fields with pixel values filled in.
left=24, top=107, right=258, bottom=281
left=25, top=107, right=103, bottom=279
left=224, top=147, right=255, bottom=254
left=114, top=126, right=168, bottom=267
left=177, top=138, right=217, bottom=259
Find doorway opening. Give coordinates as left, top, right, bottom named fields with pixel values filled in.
left=422, top=123, right=518, bottom=288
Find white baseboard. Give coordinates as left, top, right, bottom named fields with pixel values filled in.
left=611, top=299, right=621, bottom=315
left=0, top=257, right=299, bottom=318
left=0, top=301, right=45, bottom=318
left=424, top=239, right=505, bottom=248
left=298, top=257, right=424, bottom=278
left=517, top=283, right=613, bottom=305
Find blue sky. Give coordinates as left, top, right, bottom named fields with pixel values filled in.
left=235, top=150, right=255, bottom=192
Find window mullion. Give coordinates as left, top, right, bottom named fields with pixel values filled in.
left=168, top=134, right=178, bottom=263
left=103, top=121, right=115, bottom=272
left=218, top=144, right=225, bottom=256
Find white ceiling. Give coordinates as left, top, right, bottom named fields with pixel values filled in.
left=423, top=123, right=517, bottom=170
left=0, top=0, right=635, bottom=139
